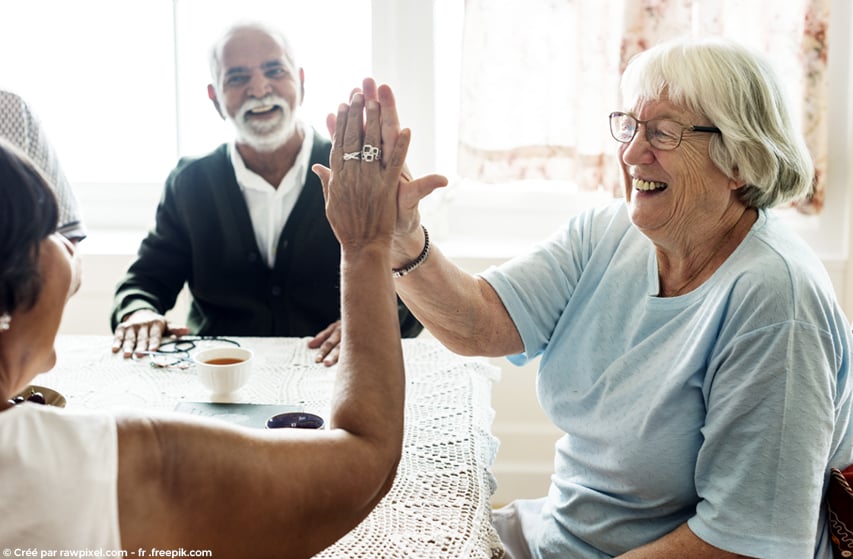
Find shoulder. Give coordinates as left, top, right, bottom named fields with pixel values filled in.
left=544, top=199, right=637, bottom=256
left=0, top=89, right=25, bottom=107
left=0, top=90, right=32, bottom=139
left=734, top=210, right=834, bottom=297
left=18, top=405, right=119, bottom=474
left=172, top=143, right=230, bottom=175
left=165, top=144, right=232, bottom=190
left=562, top=199, right=632, bottom=236
left=0, top=405, right=119, bottom=547
left=485, top=201, right=637, bottom=290
left=720, top=209, right=846, bottom=332
left=0, top=89, right=27, bottom=113
left=1, top=404, right=116, bottom=451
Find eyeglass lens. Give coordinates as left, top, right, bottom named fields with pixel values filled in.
left=609, top=112, right=684, bottom=150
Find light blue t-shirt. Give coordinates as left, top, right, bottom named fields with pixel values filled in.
left=482, top=200, right=853, bottom=558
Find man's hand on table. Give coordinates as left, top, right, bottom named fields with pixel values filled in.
left=112, top=309, right=190, bottom=358
left=308, top=320, right=342, bottom=367
left=113, top=311, right=342, bottom=365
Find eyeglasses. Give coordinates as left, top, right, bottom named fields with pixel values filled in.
left=132, top=336, right=241, bottom=369
left=609, top=111, right=721, bottom=151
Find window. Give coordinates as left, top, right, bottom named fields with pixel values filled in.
left=427, top=0, right=853, bottom=263
left=0, top=1, right=177, bottom=183
left=0, top=0, right=370, bottom=241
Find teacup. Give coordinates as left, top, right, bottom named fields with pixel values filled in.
left=193, top=347, right=253, bottom=395
left=266, top=412, right=325, bottom=429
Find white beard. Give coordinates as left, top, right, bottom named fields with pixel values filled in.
left=227, top=95, right=299, bottom=152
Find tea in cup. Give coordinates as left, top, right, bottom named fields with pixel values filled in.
left=193, top=347, right=253, bottom=395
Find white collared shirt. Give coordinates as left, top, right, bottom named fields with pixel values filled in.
left=229, top=124, right=314, bottom=268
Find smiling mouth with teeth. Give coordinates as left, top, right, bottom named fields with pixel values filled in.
left=633, top=178, right=668, bottom=192
left=246, top=105, right=279, bottom=116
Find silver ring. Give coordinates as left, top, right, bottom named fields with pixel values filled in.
left=361, top=144, right=381, bottom=162
left=343, top=151, right=361, bottom=160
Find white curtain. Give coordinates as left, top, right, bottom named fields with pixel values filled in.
left=458, top=0, right=831, bottom=212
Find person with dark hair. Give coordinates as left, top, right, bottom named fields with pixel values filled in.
left=0, top=89, right=86, bottom=242
left=110, top=22, right=421, bottom=364
left=0, top=83, right=410, bottom=555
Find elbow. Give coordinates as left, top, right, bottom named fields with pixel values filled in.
left=380, top=444, right=403, bottom=495
left=367, top=420, right=404, bottom=497
left=370, top=429, right=404, bottom=500
left=373, top=453, right=402, bottom=506
left=331, top=416, right=404, bottom=501
left=439, top=330, right=522, bottom=358
left=344, top=435, right=403, bottom=520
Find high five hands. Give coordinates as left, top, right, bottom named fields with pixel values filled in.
left=310, top=79, right=447, bottom=366
left=313, top=78, right=448, bottom=251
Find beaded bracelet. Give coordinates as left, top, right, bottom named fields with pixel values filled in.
left=392, top=225, right=430, bottom=278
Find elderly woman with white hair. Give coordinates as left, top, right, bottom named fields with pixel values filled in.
left=385, top=37, right=853, bottom=557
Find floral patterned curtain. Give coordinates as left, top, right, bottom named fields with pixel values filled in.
left=458, top=0, right=625, bottom=196
left=458, top=0, right=831, bottom=213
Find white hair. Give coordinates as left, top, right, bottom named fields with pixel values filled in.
left=208, top=21, right=299, bottom=89
left=620, top=37, right=814, bottom=208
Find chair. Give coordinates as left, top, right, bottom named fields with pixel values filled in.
left=827, top=465, right=853, bottom=557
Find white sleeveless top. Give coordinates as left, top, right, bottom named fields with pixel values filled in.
left=0, top=403, right=120, bottom=550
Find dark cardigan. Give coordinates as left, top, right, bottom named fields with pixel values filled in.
left=111, top=134, right=422, bottom=338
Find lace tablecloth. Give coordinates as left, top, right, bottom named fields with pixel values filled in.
left=36, top=335, right=504, bottom=559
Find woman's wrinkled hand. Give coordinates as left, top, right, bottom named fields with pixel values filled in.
left=320, top=79, right=448, bottom=255
left=313, top=82, right=410, bottom=252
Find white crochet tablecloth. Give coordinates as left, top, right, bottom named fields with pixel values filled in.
left=36, top=335, right=504, bottom=559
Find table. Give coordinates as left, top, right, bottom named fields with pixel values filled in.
left=35, top=335, right=505, bottom=559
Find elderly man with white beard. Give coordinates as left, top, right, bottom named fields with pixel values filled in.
left=110, top=22, right=422, bottom=364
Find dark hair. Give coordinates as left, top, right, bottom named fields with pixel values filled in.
left=0, top=138, right=59, bottom=316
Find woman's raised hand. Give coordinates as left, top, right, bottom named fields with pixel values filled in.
left=319, top=79, right=448, bottom=259
left=314, top=85, right=409, bottom=251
